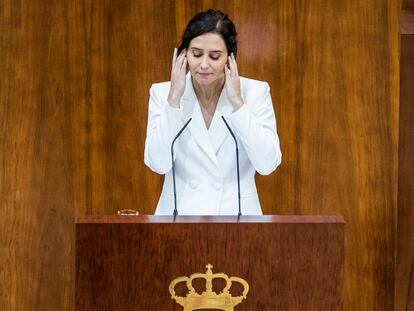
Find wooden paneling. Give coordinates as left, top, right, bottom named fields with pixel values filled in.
left=402, top=10, right=414, bottom=34
left=404, top=0, right=414, bottom=10
left=0, top=0, right=399, bottom=310
left=76, top=216, right=344, bottom=310
left=69, top=0, right=177, bottom=216
left=397, top=33, right=414, bottom=311
left=235, top=1, right=399, bottom=309
left=0, top=0, right=74, bottom=310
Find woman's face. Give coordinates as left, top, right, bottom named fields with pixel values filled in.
left=186, top=33, right=228, bottom=86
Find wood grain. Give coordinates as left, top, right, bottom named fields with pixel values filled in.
left=404, top=0, right=414, bottom=10
left=0, top=0, right=399, bottom=310
left=0, top=0, right=74, bottom=310
left=396, top=33, right=414, bottom=311
left=402, top=10, right=414, bottom=34
left=235, top=1, right=399, bottom=309
left=76, top=214, right=345, bottom=224
left=68, top=0, right=177, bottom=216
left=76, top=216, right=344, bottom=310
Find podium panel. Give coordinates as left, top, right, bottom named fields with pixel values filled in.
left=75, top=215, right=344, bottom=310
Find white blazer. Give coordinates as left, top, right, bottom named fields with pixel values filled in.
left=144, top=72, right=281, bottom=215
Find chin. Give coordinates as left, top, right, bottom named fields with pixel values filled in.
left=194, top=78, right=212, bottom=85
left=192, top=73, right=222, bottom=86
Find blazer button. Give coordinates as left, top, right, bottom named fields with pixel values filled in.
left=212, top=182, right=221, bottom=191
left=189, top=180, right=198, bottom=189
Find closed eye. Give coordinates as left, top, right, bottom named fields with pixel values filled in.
left=193, top=53, right=220, bottom=60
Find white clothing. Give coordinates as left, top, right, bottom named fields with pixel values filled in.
left=144, top=73, right=281, bottom=215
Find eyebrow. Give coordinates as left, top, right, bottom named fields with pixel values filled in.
left=190, top=47, right=223, bottom=53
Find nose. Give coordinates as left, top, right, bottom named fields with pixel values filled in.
left=200, top=55, right=209, bottom=70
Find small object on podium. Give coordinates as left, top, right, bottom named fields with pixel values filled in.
left=169, top=263, right=249, bottom=311
left=117, top=209, right=139, bottom=216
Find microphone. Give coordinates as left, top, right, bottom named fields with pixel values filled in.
left=221, top=116, right=241, bottom=216
left=171, top=118, right=192, bottom=217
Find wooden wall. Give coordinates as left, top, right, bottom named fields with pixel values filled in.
left=0, top=0, right=74, bottom=309
left=0, top=0, right=399, bottom=310
left=397, top=5, right=414, bottom=311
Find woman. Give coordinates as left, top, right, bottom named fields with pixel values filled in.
left=144, top=9, right=281, bottom=215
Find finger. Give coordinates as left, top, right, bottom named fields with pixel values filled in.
left=180, top=56, right=187, bottom=71
left=178, top=49, right=186, bottom=65
left=174, top=49, right=185, bottom=71
left=228, top=56, right=234, bottom=78
left=172, top=48, right=177, bottom=69
left=224, top=63, right=231, bottom=80
left=229, top=54, right=238, bottom=77
left=231, top=53, right=239, bottom=76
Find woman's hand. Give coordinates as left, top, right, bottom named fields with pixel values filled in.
left=167, top=48, right=187, bottom=108
left=225, top=53, right=244, bottom=111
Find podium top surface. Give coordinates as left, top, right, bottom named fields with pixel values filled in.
left=75, top=215, right=344, bottom=224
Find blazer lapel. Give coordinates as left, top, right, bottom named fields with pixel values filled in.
left=208, top=88, right=232, bottom=155
left=181, top=73, right=219, bottom=167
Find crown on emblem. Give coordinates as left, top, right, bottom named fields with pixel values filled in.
left=169, top=263, right=249, bottom=311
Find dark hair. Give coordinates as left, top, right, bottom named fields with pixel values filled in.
left=177, top=9, right=237, bottom=57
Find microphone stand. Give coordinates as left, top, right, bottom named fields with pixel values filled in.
left=221, top=116, right=241, bottom=217
left=171, top=118, right=192, bottom=218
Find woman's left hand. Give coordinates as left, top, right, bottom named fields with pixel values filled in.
left=225, top=53, right=244, bottom=111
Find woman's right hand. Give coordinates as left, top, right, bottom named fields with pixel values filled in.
left=167, top=48, right=187, bottom=108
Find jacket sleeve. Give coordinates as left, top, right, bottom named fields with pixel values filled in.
left=144, top=84, right=185, bottom=174
left=225, top=82, right=282, bottom=175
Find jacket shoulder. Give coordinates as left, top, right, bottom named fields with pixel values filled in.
left=239, top=76, right=270, bottom=97
left=240, top=76, right=269, bottom=90
left=150, top=80, right=171, bottom=93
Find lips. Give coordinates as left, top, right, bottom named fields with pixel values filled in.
left=198, top=73, right=212, bottom=76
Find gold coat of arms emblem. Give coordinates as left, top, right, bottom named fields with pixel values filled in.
left=169, top=264, right=249, bottom=311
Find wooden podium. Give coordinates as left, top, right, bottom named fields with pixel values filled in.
left=75, top=215, right=344, bottom=310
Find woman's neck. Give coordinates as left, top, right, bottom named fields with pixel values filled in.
left=191, top=76, right=225, bottom=129
left=192, top=76, right=225, bottom=104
